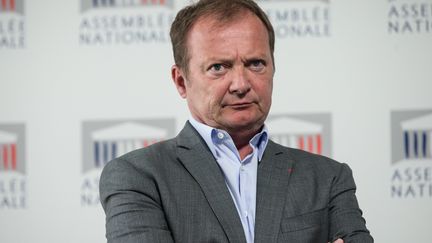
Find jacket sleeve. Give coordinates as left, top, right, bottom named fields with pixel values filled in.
left=328, top=163, right=374, bottom=243
left=99, top=158, right=174, bottom=243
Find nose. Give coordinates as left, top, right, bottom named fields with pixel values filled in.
left=229, top=67, right=251, bottom=96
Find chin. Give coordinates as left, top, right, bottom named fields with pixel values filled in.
left=228, top=117, right=262, bottom=130
left=220, top=110, right=263, bottom=127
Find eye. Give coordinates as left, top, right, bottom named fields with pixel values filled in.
left=247, top=60, right=266, bottom=72
left=210, top=64, right=224, bottom=72
left=208, top=63, right=228, bottom=75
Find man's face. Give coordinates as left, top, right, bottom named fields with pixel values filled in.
left=172, top=12, right=274, bottom=134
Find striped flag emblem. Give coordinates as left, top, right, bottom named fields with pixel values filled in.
left=90, top=122, right=167, bottom=168
left=0, top=0, right=23, bottom=14
left=267, top=117, right=324, bottom=155
left=401, top=113, right=432, bottom=160
left=1, top=0, right=15, bottom=11
left=81, top=0, right=173, bottom=12
left=0, top=130, right=18, bottom=171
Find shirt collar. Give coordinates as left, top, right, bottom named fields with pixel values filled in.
left=188, top=116, right=269, bottom=161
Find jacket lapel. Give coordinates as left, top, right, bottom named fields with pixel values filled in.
left=254, top=141, right=295, bottom=243
left=176, top=122, right=247, bottom=243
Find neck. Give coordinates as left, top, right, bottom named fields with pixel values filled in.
left=228, top=127, right=260, bottom=160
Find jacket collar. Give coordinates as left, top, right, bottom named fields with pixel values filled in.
left=176, top=122, right=247, bottom=243
left=176, top=122, right=295, bottom=243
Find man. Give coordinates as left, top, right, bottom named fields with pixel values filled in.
left=100, top=0, right=373, bottom=242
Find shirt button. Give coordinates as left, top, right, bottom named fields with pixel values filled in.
left=240, top=165, right=245, bottom=171
left=217, top=132, right=224, bottom=139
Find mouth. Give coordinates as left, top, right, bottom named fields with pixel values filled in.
left=224, top=102, right=254, bottom=109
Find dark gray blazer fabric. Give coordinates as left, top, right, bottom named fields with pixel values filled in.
left=100, top=122, right=373, bottom=243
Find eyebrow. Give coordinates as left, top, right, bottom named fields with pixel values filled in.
left=200, top=53, right=270, bottom=69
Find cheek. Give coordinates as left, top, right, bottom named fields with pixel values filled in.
left=264, top=79, right=274, bottom=95
left=193, top=85, right=220, bottom=112
left=209, top=84, right=229, bottom=101
left=256, top=81, right=272, bottom=97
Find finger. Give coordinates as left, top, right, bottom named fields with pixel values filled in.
left=333, top=239, right=344, bottom=243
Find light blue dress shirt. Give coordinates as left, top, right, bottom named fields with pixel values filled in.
left=189, top=117, right=269, bottom=243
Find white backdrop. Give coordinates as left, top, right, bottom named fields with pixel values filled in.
left=1, top=0, right=432, bottom=242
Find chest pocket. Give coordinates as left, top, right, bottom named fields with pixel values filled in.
left=279, top=208, right=328, bottom=243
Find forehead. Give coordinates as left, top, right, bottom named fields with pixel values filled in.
left=192, top=10, right=263, bottom=35
left=186, top=11, right=269, bottom=51
left=193, top=9, right=251, bottom=30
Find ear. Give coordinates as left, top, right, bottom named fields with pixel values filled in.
left=171, top=65, right=187, bottom=99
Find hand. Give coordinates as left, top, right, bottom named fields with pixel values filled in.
left=332, top=239, right=344, bottom=243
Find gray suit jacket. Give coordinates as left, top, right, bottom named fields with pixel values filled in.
left=100, top=122, right=373, bottom=243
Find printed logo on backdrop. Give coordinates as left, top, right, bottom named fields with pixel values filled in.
left=0, top=0, right=25, bottom=49
left=81, top=119, right=175, bottom=206
left=257, top=0, right=331, bottom=38
left=391, top=110, right=432, bottom=199
left=387, top=0, right=432, bottom=34
left=79, top=0, right=174, bottom=45
left=267, top=113, right=332, bottom=156
left=0, top=124, right=26, bottom=209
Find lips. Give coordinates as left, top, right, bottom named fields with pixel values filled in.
left=224, top=102, right=254, bottom=109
